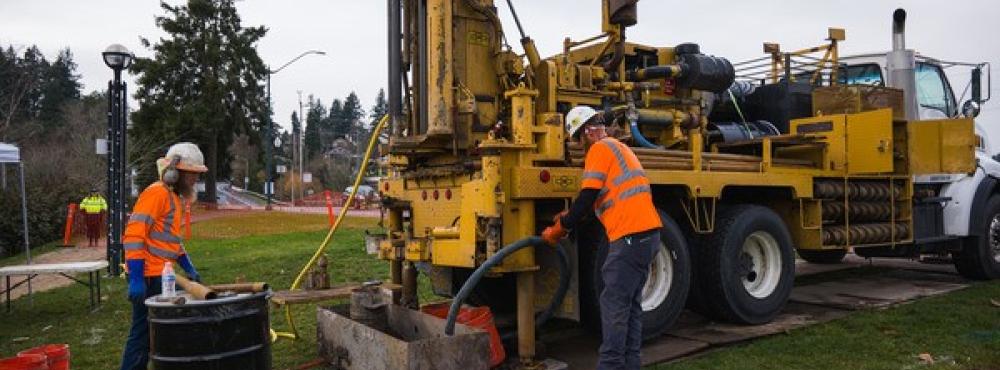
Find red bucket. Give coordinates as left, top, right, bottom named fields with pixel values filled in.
left=18, top=344, right=69, bottom=370
left=422, top=303, right=505, bottom=367
left=0, top=354, right=48, bottom=370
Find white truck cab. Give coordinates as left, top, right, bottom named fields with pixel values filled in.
left=830, top=9, right=998, bottom=279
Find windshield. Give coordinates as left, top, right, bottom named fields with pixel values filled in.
left=838, top=63, right=884, bottom=85
left=915, top=62, right=957, bottom=117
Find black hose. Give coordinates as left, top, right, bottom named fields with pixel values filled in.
left=444, top=236, right=571, bottom=336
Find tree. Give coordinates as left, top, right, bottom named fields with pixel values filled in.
left=338, top=92, right=364, bottom=141
left=130, top=0, right=269, bottom=204
left=369, top=88, right=388, bottom=127
left=303, top=95, right=325, bottom=160
left=38, top=48, right=81, bottom=127
left=290, top=110, right=301, bottom=139
left=326, top=98, right=343, bottom=140
left=368, top=88, right=388, bottom=140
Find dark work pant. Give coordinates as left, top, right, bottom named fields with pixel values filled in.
left=85, top=213, right=101, bottom=244
left=597, top=229, right=660, bottom=370
left=120, top=276, right=162, bottom=370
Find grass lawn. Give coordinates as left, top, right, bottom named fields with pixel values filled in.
left=0, top=211, right=997, bottom=369
left=652, top=277, right=1000, bottom=370
left=0, top=212, right=405, bottom=369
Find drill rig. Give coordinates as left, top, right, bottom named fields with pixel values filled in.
left=357, top=0, right=995, bottom=367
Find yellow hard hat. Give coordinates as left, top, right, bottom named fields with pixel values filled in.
left=157, top=142, right=208, bottom=175
left=566, top=106, right=599, bottom=137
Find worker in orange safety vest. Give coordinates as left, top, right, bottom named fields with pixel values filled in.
left=119, top=142, right=207, bottom=370
left=541, top=106, right=662, bottom=370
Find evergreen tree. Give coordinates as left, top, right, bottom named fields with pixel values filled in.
left=130, top=0, right=269, bottom=202
left=304, top=95, right=326, bottom=159
left=13, top=46, right=50, bottom=123
left=368, top=88, right=388, bottom=133
left=327, top=98, right=343, bottom=139
left=339, top=92, right=364, bottom=141
left=290, top=110, right=301, bottom=138
left=38, top=48, right=81, bottom=127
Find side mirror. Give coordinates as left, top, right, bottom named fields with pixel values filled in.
left=962, top=100, right=981, bottom=118
left=972, top=66, right=983, bottom=103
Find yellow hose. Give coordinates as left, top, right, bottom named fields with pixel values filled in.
left=272, top=114, right=389, bottom=340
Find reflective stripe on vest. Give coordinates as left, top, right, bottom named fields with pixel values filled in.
left=151, top=193, right=183, bottom=244
left=602, top=139, right=647, bottom=186
left=596, top=199, right=615, bottom=218
left=582, top=171, right=607, bottom=182
left=618, top=185, right=651, bottom=201
left=129, top=213, right=154, bottom=225
left=124, top=242, right=145, bottom=250
left=148, top=245, right=180, bottom=259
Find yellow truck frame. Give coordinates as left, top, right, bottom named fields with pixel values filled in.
left=372, top=0, right=978, bottom=365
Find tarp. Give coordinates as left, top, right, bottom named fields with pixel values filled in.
left=0, top=142, right=19, bottom=163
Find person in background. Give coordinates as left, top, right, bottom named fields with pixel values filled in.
left=80, top=188, right=107, bottom=248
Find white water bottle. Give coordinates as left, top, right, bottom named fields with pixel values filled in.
left=162, top=262, right=177, bottom=298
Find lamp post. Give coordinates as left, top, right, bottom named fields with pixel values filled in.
left=102, top=44, right=134, bottom=276
left=265, top=49, right=325, bottom=210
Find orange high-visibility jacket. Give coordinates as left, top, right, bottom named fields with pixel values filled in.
left=124, top=182, right=188, bottom=277
left=581, top=137, right=662, bottom=241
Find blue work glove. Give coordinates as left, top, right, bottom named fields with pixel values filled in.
left=177, top=254, right=201, bottom=283
left=126, top=259, right=146, bottom=304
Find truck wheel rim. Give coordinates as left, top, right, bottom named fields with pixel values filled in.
left=741, top=231, right=782, bottom=299
left=641, top=241, right=673, bottom=311
left=990, top=214, right=1000, bottom=263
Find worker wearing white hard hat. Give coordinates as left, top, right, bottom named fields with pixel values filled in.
left=544, top=106, right=661, bottom=370
left=119, top=142, right=208, bottom=370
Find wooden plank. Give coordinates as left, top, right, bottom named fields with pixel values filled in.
left=789, top=275, right=968, bottom=310
left=543, top=331, right=708, bottom=370
left=272, top=284, right=358, bottom=306
left=668, top=303, right=850, bottom=346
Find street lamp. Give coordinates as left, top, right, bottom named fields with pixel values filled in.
left=265, top=49, right=325, bottom=210
left=102, top=43, right=134, bottom=276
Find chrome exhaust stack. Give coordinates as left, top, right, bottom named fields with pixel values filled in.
left=887, top=8, right=920, bottom=120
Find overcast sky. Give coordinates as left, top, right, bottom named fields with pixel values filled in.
left=2, top=0, right=998, bottom=143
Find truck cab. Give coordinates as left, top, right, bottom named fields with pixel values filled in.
left=824, top=51, right=1000, bottom=279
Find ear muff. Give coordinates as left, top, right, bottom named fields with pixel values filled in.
left=162, top=156, right=182, bottom=185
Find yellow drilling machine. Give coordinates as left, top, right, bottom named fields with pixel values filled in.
left=316, top=1, right=996, bottom=368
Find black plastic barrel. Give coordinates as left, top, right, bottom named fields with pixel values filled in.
left=146, top=291, right=271, bottom=370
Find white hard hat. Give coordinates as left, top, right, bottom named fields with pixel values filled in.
left=157, top=142, right=208, bottom=174
left=566, top=106, right=599, bottom=137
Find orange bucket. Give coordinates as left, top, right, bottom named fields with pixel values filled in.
left=18, top=344, right=69, bottom=370
left=422, top=303, right=505, bottom=367
left=0, top=354, right=48, bottom=370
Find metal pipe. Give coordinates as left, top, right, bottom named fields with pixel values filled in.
left=887, top=8, right=919, bottom=120
left=388, top=0, right=403, bottom=137
left=517, top=271, right=535, bottom=366
left=890, top=9, right=909, bottom=55
left=626, top=65, right=682, bottom=81
left=401, top=261, right=418, bottom=308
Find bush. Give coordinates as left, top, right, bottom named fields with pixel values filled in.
left=0, top=96, right=105, bottom=256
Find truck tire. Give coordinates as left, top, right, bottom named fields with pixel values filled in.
left=697, top=205, right=795, bottom=324
left=954, top=195, right=1000, bottom=280
left=580, top=209, right=691, bottom=340
left=797, top=249, right=847, bottom=264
